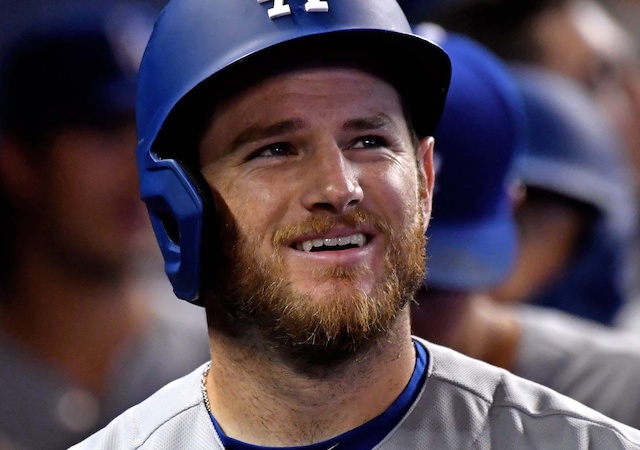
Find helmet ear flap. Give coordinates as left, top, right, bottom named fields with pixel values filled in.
left=140, top=156, right=219, bottom=304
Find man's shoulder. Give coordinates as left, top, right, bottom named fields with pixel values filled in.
left=69, top=362, right=218, bottom=450
left=403, top=338, right=640, bottom=449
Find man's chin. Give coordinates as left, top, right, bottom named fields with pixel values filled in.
left=263, top=291, right=410, bottom=374
left=293, top=283, right=378, bottom=306
left=271, top=324, right=384, bottom=375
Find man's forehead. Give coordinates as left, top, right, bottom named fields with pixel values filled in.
left=215, top=65, right=403, bottom=110
left=202, top=70, right=407, bottom=146
left=208, top=67, right=403, bottom=121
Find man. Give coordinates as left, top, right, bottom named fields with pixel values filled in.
left=0, top=6, right=210, bottom=450
left=411, top=29, right=640, bottom=429
left=73, top=0, right=640, bottom=448
left=488, top=65, right=635, bottom=314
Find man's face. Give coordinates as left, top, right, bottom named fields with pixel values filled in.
left=199, top=68, right=433, bottom=365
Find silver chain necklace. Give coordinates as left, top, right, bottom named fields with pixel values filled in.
left=200, top=361, right=213, bottom=413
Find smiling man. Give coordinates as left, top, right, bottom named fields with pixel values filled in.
left=197, top=68, right=428, bottom=370
left=71, top=0, right=640, bottom=449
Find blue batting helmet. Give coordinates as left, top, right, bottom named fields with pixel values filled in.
left=136, top=0, right=451, bottom=303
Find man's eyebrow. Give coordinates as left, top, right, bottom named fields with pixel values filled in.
left=343, top=113, right=397, bottom=132
left=231, top=119, right=305, bottom=150
left=229, top=114, right=397, bottom=150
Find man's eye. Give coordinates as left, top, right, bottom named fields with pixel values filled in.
left=252, top=143, right=292, bottom=158
left=352, top=136, right=388, bottom=149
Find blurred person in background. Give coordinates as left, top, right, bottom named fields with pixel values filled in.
left=418, top=0, right=640, bottom=326
left=412, top=29, right=640, bottom=428
left=0, top=4, right=209, bottom=449
left=488, top=65, right=637, bottom=325
left=402, top=0, right=640, bottom=171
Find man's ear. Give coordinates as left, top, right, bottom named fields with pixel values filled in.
left=0, top=139, right=41, bottom=203
left=417, top=136, right=435, bottom=232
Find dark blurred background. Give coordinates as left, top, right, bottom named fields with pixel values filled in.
left=0, top=0, right=169, bottom=57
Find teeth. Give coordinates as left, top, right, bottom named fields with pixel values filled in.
left=297, top=233, right=367, bottom=252
left=324, top=238, right=338, bottom=246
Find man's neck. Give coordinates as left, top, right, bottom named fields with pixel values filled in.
left=205, top=311, right=416, bottom=447
left=0, top=249, right=149, bottom=394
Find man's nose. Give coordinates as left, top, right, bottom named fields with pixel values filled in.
left=299, top=144, right=364, bottom=214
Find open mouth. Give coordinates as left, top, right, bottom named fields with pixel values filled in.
left=295, top=233, right=368, bottom=253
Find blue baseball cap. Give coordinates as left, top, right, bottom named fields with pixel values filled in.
left=135, top=0, right=451, bottom=302
left=415, top=27, right=526, bottom=290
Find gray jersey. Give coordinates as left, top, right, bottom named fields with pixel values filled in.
left=514, top=305, right=640, bottom=428
left=70, top=338, right=640, bottom=450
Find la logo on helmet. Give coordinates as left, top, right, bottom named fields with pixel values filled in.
left=258, top=0, right=329, bottom=19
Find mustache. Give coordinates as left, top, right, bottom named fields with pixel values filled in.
left=272, top=209, right=392, bottom=247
